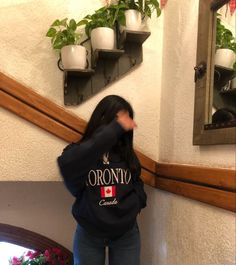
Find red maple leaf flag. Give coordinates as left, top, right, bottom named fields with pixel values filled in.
left=229, top=0, right=236, bottom=15
left=101, top=186, right=116, bottom=198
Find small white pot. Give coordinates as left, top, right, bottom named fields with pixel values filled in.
left=91, top=27, right=115, bottom=51
left=215, top=48, right=235, bottom=68
left=124, top=9, right=142, bottom=31
left=61, top=45, right=87, bottom=70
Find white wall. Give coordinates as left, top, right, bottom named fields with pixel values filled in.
left=0, top=0, right=163, bottom=256
left=159, top=0, right=236, bottom=168
left=0, top=1, right=235, bottom=265
left=138, top=1, right=236, bottom=265
left=0, top=182, right=75, bottom=250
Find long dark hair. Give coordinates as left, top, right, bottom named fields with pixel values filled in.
left=80, top=95, right=140, bottom=174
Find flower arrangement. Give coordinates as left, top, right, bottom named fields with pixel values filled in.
left=9, top=248, right=72, bottom=265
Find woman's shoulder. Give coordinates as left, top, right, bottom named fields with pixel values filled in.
left=62, top=142, right=79, bottom=152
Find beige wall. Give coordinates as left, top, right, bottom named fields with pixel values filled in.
left=0, top=182, right=75, bottom=250
left=139, top=1, right=235, bottom=265
left=0, top=1, right=235, bottom=265
left=159, top=0, right=235, bottom=168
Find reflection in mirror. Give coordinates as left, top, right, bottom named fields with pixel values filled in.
left=208, top=3, right=236, bottom=130
left=193, top=0, right=236, bottom=145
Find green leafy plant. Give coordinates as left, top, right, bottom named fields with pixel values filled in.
left=216, top=16, right=236, bottom=53
left=81, top=4, right=127, bottom=37
left=9, top=248, right=72, bottom=265
left=216, top=15, right=236, bottom=69
left=46, top=18, right=84, bottom=50
left=117, top=0, right=161, bottom=18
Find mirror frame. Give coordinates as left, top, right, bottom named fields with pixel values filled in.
left=193, top=0, right=236, bottom=145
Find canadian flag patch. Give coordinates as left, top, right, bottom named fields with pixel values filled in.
left=100, top=186, right=116, bottom=198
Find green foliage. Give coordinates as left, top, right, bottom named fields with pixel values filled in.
left=81, top=4, right=127, bottom=37
left=46, top=18, right=82, bottom=50
left=118, top=0, right=161, bottom=18
left=216, top=16, right=236, bottom=53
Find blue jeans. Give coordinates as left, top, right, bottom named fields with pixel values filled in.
left=73, top=223, right=140, bottom=265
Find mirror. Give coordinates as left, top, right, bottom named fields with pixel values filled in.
left=193, top=0, right=236, bottom=145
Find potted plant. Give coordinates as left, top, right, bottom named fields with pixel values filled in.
left=81, top=4, right=126, bottom=51
left=9, top=248, right=72, bottom=265
left=117, top=0, right=161, bottom=31
left=46, top=18, right=88, bottom=70
left=215, top=16, right=236, bottom=69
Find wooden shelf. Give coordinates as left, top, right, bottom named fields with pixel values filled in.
left=205, top=120, right=236, bottom=130
left=63, top=31, right=148, bottom=105
left=220, top=88, right=236, bottom=96
left=92, top=49, right=125, bottom=67
left=213, top=65, right=236, bottom=109
left=215, top=64, right=236, bottom=74
left=64, top=69, right=95, bottom=77
left=119, top=30, right=151, bottom=47
left=94, top=49, right=124, bottom=60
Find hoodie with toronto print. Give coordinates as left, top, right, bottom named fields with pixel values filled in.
left=57, top=120, right=146, bottom=238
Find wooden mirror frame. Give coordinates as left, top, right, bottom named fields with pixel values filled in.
left=193, top=0, right=236, bottom=145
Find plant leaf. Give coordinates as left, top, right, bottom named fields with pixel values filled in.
left=46, top=27, right=57, bottom=37
left=60, top=18, right=68, bottom=27
left=69, top=19, right=77, bottom=31
left=77, top=19, right=88, bottom=26
left=51, top=19, right=60, bottom=27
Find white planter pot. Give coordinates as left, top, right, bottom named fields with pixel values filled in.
left=124, top=10, right=142, bottom=31
left=91, top=27, right=115, bottom=51
left=61, top=45, right=87, bottom=70
left=215, top=48, right=235, bottom=68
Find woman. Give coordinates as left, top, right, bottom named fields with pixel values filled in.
left=57, top=95, right=147, bottom=265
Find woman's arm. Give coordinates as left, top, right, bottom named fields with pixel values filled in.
left=57, top=120, right=125, bottom=197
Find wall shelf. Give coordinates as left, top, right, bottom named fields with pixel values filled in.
left=213, top=65, right=236, bottom=110
left=63, top=30, right=151, bottom=106
left=92, top=49, right=125, bottom=67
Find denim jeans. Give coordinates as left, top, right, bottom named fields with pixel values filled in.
left=73, top=223, right=140, bottom=265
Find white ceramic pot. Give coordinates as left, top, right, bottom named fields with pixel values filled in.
left=124, top=10, right=142, bottom=31
left=61, top=45, right=87, bottom=70
left=215, top=48, right=235, bottom=68
left=91, top=27, right=115, bottom=51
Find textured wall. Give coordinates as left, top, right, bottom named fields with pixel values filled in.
left=0, top=0, right=163, bottom=163
left=138, top=1, right=236, bottom=265
left=0, top=182, right=75, bottom=250
left=159, top=0, right=236, bottom=168
left=139, top=186, right=236, bottom=265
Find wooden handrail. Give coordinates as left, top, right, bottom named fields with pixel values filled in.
left=0, top=90, right=80, bottom=143
left=156, top=162, right=236, bottom=191
left=0, top=72, right=235, bottom=212
left=0, top=72, right=86, bottom=134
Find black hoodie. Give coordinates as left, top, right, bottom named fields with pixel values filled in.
left=57, top=120, right=147, bottom=238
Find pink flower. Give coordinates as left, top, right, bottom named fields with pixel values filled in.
left=29, top=251, right=40, bottom=259
left=60, top=260, right=65, bottom=265
left=44, top=250, right=52, bottom=262
left=52, top=247, right=62, bottom=256
left=12, top=257, right=21, bottom=265
left=26, top=251, right=33, bottom=257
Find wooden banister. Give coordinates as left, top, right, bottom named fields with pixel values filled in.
left=1, top=72, right=235, bottom=212
left=0, top=72, right=86, bottom=134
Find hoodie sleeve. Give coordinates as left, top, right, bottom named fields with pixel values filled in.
left=134, top=175, right=147, bottom=210
left=133, top=154, right=147, bottom=210
left=57, top=120, right=125, bottom=197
